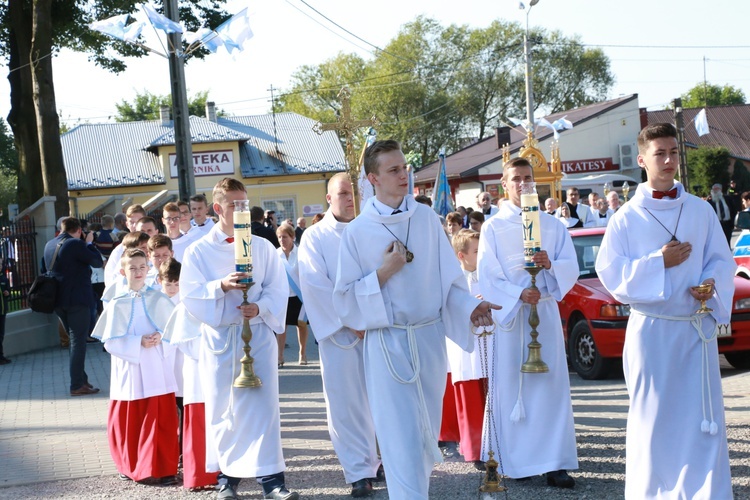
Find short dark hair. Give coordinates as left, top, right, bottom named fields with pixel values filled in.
left=446, top=212, right=462, bottom=225
left=364, top=139, right=401, bottom=176
left=121, top=248, right=148, bottom=266
left=637, top=123, right=677, bottom=154
left=468, top=211, right=485, bottom=224
left=189, top=193, right=208, bottom=205
left=742, top=191, right=750, bottom=203
left=122, top=231, right=150, bottom=249
left=61, top=217, right=81, bottom=234
left=502, top=157, right=533, bottom=179
left=251, top=206, right=265, bottom=222
left=414, top=195, right=432, bottom=207
left=158, top=258, right=181, bottom=282
left=148, top=234, right=173, bottom=252
left=136, top=216, right=157, bottom=228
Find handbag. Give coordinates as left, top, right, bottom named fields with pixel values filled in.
left=28, top=239, right=65, bottom=314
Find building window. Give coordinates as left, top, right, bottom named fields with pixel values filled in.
left=262, top=198, right=297, bottom=226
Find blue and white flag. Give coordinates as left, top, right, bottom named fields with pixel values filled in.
left=695, top=108, right=710, bottom=136
left=215, top=7, right=253, bottom=53
left=432, top=150, right=454, bottom=217
left=89, top=14, right=130, bottom=40
left=537, top=115, right=574, bottom=140
left=141, top=3, right=183, bottom=34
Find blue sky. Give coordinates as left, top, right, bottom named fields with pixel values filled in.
left=2, top=0, right=748, bottom=125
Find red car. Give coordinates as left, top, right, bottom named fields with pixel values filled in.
left=559, top=227, right=750, bottom=379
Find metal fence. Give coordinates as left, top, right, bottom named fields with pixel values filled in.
left=0, top=217, right=38, bottom=312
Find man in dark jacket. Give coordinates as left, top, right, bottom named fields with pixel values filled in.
left=251, top=206, right=280, bottom=248
left=43, top=217, right=103, bottom=396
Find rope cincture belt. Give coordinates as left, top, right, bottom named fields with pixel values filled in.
left=496, top=296, right=555, bottom=423
left=630, top=307, right=719, bottom=435
left=368, top=318, right=442, bottom=463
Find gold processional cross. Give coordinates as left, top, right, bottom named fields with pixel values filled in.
left=313, top=86, right=377, bottom=215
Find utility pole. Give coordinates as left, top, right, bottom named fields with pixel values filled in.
left=673, top=98, right=690, bottom=192
left=164, top=0, right=195, bottom=202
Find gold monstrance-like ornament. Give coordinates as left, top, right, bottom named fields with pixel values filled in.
left=521, top=181, right=549, bottom=373
left=233, top=200, right=261, bottom=388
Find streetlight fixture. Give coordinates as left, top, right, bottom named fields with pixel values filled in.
left=523, top=0, right=540, bottom=128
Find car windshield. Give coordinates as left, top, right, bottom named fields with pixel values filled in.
left=573, top=234, right=603, bottom=279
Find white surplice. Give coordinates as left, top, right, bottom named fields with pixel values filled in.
left=595, top=182, right=734, bottom=500
left=92, top=287, right=177, bottom=401
left=297, top=209, right=380, bottom=484
left=104, top=243, right=125, bottom=287
left=334, top=195, right=479, bottom=500
left=180, top=224, right=289, bottom=479
left=477, top=200, right=579, bottom=478
left=446, top=269, right=493, bottom=383
left=170, top=230, right=199, bottom=263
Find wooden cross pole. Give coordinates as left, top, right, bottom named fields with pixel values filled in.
left=313, top=86, right=377, bottom=215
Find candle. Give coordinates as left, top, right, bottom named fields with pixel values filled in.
left=521, top=183, right=542, bottom=267
left=233, top=201, right=253, bottom=283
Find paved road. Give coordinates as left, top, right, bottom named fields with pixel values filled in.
left=1, top=330, right=749, bottom=498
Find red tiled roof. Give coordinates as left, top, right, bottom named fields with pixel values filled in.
left=415, top=94, right=639, bottom=182
left=647, top=105, right=750, bottom=161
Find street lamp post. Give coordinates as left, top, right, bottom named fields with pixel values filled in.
left=524, top=0, right=540, bottom=127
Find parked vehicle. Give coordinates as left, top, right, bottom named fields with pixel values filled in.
left=560, top=227, right=750, bottom=379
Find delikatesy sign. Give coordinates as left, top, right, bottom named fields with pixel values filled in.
left=169, top=150, right=235, bottom=178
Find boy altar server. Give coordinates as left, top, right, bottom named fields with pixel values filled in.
left=92, top=248, right=179, bottom=484
left=298, top=172, right=382, bottom=498
left=477, top=157, right=579, bottom=487
left=595, top=123, right=734, bottom=499
left=334, top=140, right=499, bottom=499
left=179, top=178, right=297, bottom=500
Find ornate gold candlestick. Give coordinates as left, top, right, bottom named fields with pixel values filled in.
left=521, top=265, right=549, bottom=373
left=233, top=200, right=262, bottom=389
left=520, top=182, right=548, bottom=373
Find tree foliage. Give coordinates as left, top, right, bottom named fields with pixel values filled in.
left=275, top=17, right=614, bottom=166
left=0, top=1, right=231, bottom=212
left=687, top=146, right=731, bottom=197
left=732, top=159, right=750, bottom=193
left=115, top=90, right=220, bottom=122
left=681, top=83, right=746, bottom=108
left=0, top=118, right=18, bottom=175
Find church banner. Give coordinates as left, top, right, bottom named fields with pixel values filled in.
left=560, top=157, right=617, bottom=174
left=169, top=150, right=235, bottom=178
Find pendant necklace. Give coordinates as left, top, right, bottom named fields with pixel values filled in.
left=644, top=204, right=684, bottom=243
left=382, top=218, right=414, bottom=263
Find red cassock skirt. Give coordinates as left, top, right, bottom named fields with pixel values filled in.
left=453, top=378, right=488, bottom=462
left=108, top=394, right=179, bottom=481
left=182, top=403, right=218, bottom=489
left=439, top=373, right=461, bottom=442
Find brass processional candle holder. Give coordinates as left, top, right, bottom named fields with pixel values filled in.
left=691, top=283, right=714, bottom=315
left=520, top=182, right=549, bottom=374
left=622, top=181, right=631, bottom=202
left=232, top=200, right=262, bottom=389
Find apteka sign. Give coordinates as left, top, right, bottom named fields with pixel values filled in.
left=169, top=150, right=234, bottom=178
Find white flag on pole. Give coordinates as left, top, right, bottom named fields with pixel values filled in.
left=695, top=108, right=710, bottom=136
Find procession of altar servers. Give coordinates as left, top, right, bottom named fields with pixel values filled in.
left=91, top=190, right=733, bottom=499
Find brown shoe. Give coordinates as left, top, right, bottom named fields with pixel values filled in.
left=70, top=385, right=100, bottom=396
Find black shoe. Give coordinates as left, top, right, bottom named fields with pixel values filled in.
left=371, top=464, right=385, bottom=483
left=217, top=484, right=238, bottom=500
left=264, top=486, right=299, bottom=500
left=87, top=336, right=99, bottom=343
left=351, top=478, right=373, bottom=497
left=118, top=473, right=132, bottom=481
left=439, top=441, right=459, bottom=459
left=0, top=357, right=10, bottom=365
left=546, top=469, right=575, bottom=488
left=70, top=385, right=100, bottom=396
left=473, top=460, right=486, bottom=471
left=514, top=476, right=532, bottom=482
left=159, top=475, right=178, bottom=486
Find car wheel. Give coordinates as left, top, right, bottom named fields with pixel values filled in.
left=569, top=320, right=613, bottom=380
left=724, top=351, right=750, bottom=370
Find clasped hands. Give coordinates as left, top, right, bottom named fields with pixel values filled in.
left=141, top=332, right=162, bottom=348
left=221, top=271, right=259, bottom=319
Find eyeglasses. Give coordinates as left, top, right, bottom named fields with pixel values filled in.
left=163, top=217, right=181, bottom=222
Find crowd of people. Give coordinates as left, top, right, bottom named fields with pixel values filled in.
left=33, top=123, right=735, bottom=500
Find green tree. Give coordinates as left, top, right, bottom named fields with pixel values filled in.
left=0, top=118, right=18, bottom=175
left=681, top=83, right=746, bottom=108
left=115, top=90, right=219, bottom=122
left=275, top=17, right=615, bottom=165
left=732, top=159, right=750, bottom=193
left=687, top=146, right=731, bottom=197
left=0, top=1, right=231, bottom=213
